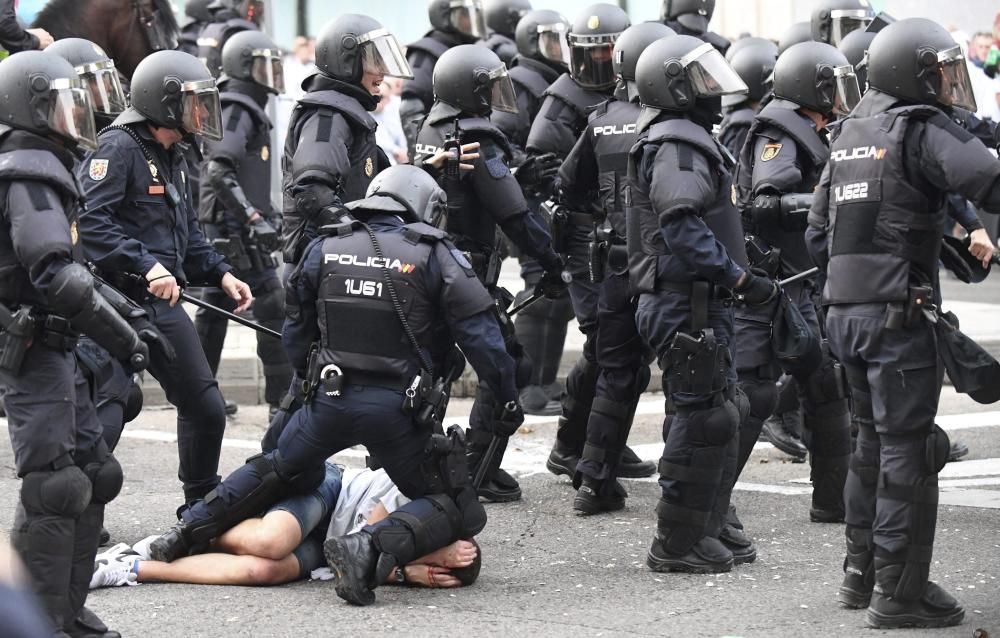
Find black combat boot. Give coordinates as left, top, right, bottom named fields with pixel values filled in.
left=718, top=505, right=757, bottom=566
left=545, top=437, right=580, bottom=477
left=617, top=446, right=657, bottom=478
left=323, top=532, right=378, bottom=606
left=838, top=525, right=874, bottom=609
left=146, top=526, right=190, bottom=563
left=866, top=561, right=964, bottom=629
left=762, top=409, right=807, bottom=460
left=647, top=533, right=734, bottom=574
left=573, top=475, right=627, bottom=515
left=466, top=429, right=521, bottom=502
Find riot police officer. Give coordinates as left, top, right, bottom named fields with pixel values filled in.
left=810, top=0, right=874, bottom=46
left=195, top=30, right=290, bottom=419
left=558, top=22, right=674, bottom=514
left=778, top=21, right=813, bottom=54
left=626, top=35, right=776, bottom=574
left=807, top=18, right=1000, bottom=628
left=718, top=38, right=777, bottom=158
left=728, top=43, right=860, bottom=537
left=0, top=50, right=159, bottom=637
left=47, top=38, right=127, bottom=133
left=179, top=0, right=214, bottom=56
left=493, top=8, right=571, bottom=415
left=147, top=165, right=522, bottom=607
left=400, top=0, right=488, bottom=152
left=281, top=13, right=413, bottom=266
left=525, top=4, right=654, bottom=484
left=78, top=50, right=253, bottom=504
left=660, top=0, right=730, bottom=54
left=413, top=44, right=567, bottom=501
left=197, top=0, right=263, bottom=77
left=483, top=0, right=531, bottom=66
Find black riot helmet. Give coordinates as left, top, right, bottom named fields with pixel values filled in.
left=185, top=0, right=213, bottom=22
left=613, top=22, right=676, bottom=102
left=428, top=0, right=488, bottom=41
left=486, top=0, right=532, bottom=39
left=867, top=17, right=977, bottom=112
left=635, top=34, right=747, bottom=126
left=220, top=29, right=284, bottom=93
left=778, top=21, right=812, bottom=54
left=773, top=41, right=860, bottom=116
left=118, top=50, right=223, bottom=141
left=514, top=9, right=571, bottom=71
left=726, top=36, right=778, bottom=63
left=660, top=0, right=716, bottom=34
left=0, top=51, right=97, bottom=150
left=568, top=3, right=631, bottom=90
left=47, top=38, right=127, bottom=118
left=723, top=39, right=778, bottom=107
left=353, top=164, right=449, bottom=228
left=315, top=14, right=413, bottom=85
left=837, top=28, right=875, bottom=90
left=810, top=0, right=874, bottom=46
left=433, top=44, right=518, bottom=115
left=207, top=0, right=263, bottom=25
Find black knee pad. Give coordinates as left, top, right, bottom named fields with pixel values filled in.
left=79, top=450, right=123, bottom=505
left=252, top=286, right=285, bottom=322
left=450, top=538, right=482, bottom=586
left=454, top=486, right=487, bottom=536
left=124, top=380, right=143, bottom=424
left=739, top=378, right=778, bottom=420
left=686, top=400, right=740, bottom=447
left=20, top=465, right=91, bottom=518
left=633, top=364, right=652, bottom=397
left=925, top=424, right=950, bottom=474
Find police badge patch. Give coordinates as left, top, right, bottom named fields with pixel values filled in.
left=760, top=143, right=782, bottom=162
left=88, top=159, right=109, bottom=181
left=365, top=157, right=374, bottom=177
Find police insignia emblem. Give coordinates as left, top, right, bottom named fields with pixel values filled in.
left=88, top=159, right=109, bottom=181
left=261, top=145, right=270, bottom=161
left=731, top=184, right=737, bottom=206
left=760, top=143, right=782, bottom=162
left=70, top=221, right=79, bottom=245
left=365, top=157, right=374, bottom=177
left=588, top=15, right=600, bottom=29
left=148, top=161, right=158, bottom=178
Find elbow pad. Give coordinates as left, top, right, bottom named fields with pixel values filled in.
left=48, top=264, right=149, bottom=370
left=205, top=159, right=254, bottom=217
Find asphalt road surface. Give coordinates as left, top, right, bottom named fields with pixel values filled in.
left=3, top=383, right=999, bottom=638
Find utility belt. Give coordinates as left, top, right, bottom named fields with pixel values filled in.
left=885, top=284, right=935, bottom=330
left=212, top=235, right=277, bottom=273
left=589, top=225, right=627, bottom=283
left=0, top=304, right=79, bottom=374
left=546, top=200, right=594, bottom=256
left=654, top=279, right=733, bottom=303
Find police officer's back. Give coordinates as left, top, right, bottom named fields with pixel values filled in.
left=281, top=14, right=412, bottom=266
left=0, top=50, right=154, bottom=637
left=718, top=38, right=777, bottom=158
left=196, top=29, right=291, bottom=415
left=806, top=18, right=1000, bottom=629
left=482, top=0, right=530, bottom=66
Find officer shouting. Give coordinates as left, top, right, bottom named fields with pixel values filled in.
left=807, top=18, right=1000, bottom=629
left=626, top=35, right=777, bottom=574
left=0, top=50, right=159, bottom=638
left=195, top=30, right=291, bottom=419
left=78, top=50, right=253, bottom=505
left=147, top=166, right=522, bottom=607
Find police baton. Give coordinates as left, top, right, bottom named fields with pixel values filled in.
left=472, top=436, right=502, bottom=490
left=179, top=291, right=282, bottom=340
left=507, top=271, right=573, bottom=317
left=777, top=267, right=820, bottom=288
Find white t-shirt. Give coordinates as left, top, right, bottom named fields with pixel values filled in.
left=968, top=64, right=1000, bottom=122
left=325, top=468, right=411, bottom=539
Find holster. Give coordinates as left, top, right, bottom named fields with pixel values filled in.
left=421, top=424, right=472, bottom=497
left=212, top=237, right=252, bottom=272
left=0, top=305, right=35, bottom=374
left=589, top=225, right=611, bottom=284
left=745, top=234, right=782, bottom=278
left=884, top=285, right=934, bottom=330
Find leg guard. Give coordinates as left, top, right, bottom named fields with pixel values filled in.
left=735, top=370, right=778, bottom=476
left=13, top=463, right=92, bottom=628
left=366, top=494, right=464, bottom=583
left=800, top=356, right=851, bottom=521
left=123, top=379, right=143, bottom=425
left=553, top=357, right=599, bottom=455
left=513, top=294, right=573, bottom=387
left=839, top=524, right=875, bottom=609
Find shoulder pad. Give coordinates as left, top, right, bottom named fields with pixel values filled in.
left=318, top=219, right=363, bottom=237
left=543, top=74, right=607, bottom=118
left=221, top=92, right=271, bottom=130
left=458, top=117, right=514, bottom=159
left=406, top=36, right=450, bottom=60
left=425, top=101, right=464, bottom=127
left=646, top=119, right=727, bottom=167
left=296, top=91, right=377, bottom=131
left=402, top=222, right=448, bottom=242
left=754, top=100, right=828, bottom=166
left=723, top=106, right=755, bottom=127
left=508, top=65, right=551, bottom=100
left=588, top=100, right=612, bottom=121
left=0, top=150, right=79, bottom=199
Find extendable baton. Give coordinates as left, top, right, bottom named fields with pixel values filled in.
left=179, top=290, right=281, bottom=340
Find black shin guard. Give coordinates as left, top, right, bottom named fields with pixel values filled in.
left=368, top=494, right=464, bottom=583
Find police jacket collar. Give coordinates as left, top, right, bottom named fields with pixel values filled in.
left=755, top=98, right=828, bottom=167
left=510, top=55, right=562, bottom=84
left=218, top=77, right=270, bottom=107
left=644, top=114, right=728, bottom=168
left=110, top=106, right=148, bottom=128
left=346, top=195, right=412, bottom=220
left=425, top=101, right=466, bottom=126
left=0, top=125, right=78, bottom=175
left=848, top=88, right=911, bottom=119
left=302, top=73, right=380, bottom=112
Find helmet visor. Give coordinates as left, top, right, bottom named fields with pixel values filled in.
left=829, top=10, right=872, bottom=46
left=49, top=79, right=98, bottom=151
left=683, top=43, right=749, bottom=97
left=359, top=29, right=414, bottom=79
left=449, top=0, right=487, bottom=39
left=937, top=46, right=977, bottom=112
left=832, top=64, right=861, bottom=114
left=568, top=33, right=617, bottom=89
left=538, top=25, right=571, bottom=68
left=181, top=79, right=223, bottom=141
left=250, top=49, right=285, bottom=93
left=487, top=66, right=519, bottom=114
left=78, top=60, right=127, bottom=116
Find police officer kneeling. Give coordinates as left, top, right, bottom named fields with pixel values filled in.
left=147, top=165, right=523, bottom=606
left=0, top=51, right=159, bottom=637
left=806, top=18, right=1000, bottom=629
